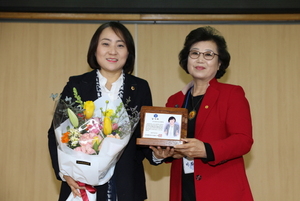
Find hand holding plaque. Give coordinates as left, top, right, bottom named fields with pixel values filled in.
left=136, top=106, right=188, bottom=147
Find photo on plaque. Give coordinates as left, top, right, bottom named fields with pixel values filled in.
left=136, top=106, right=188, bottom=147
left=143, top=113, right=182, bottom=140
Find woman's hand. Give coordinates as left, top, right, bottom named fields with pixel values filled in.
left=174, top=138, right=207, bottom=158
left=172, top=151, right=186, bottom=159
left=63, top=175, right=86, bottom=198
left=149, top=146, right=175, bottom=159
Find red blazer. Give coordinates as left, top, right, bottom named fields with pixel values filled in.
left=166, top=79, right=254, bottom=201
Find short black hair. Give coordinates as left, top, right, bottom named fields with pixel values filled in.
left=87, top=21, right=135, bottom=74
left=168, top=116, right=176, bottom=122
left=179, top=26, right=230, bottom=79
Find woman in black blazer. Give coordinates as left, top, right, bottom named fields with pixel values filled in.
left=48, top=22, right=160, bottom=201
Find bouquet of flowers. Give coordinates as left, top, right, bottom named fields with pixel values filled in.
left=52, top=88, right=139, bottom=201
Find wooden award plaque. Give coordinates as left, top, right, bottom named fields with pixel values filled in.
left=136, top=106, right=188, bottom=147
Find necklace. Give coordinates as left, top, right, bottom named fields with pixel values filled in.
left=188, top=89, right=204, bottom=120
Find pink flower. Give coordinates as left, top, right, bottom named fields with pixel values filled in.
left=74, top=144, right=96, bottom=155
left=73, top=132, right=103, bottom=155
left=79, top=133, right=96, bottom=146
left=112, top=123, right=119, bottom=130
left=85, top=118, right=102, bottom=134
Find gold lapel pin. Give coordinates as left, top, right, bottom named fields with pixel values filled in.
left=205, top=105, right=209, bottom=109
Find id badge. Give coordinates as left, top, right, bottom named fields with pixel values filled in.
left=183, top=157, right=194, bottom=174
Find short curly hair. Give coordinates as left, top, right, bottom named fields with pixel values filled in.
left=87, top=21, right=135, bottom=74
left=179, top=26, right=230, bottom=79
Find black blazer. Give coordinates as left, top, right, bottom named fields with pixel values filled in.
left=48, top=69, right=157, bottom=201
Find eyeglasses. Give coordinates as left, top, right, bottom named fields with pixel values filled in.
left=189, top=50, right=219, bottom=60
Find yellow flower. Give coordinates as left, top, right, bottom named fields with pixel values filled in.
left=104, top=109, right=114, bottom=117
left=92, top=136, right=101, bottom=146
left=83, top=101, right=95, bottom=119
left=103, top=116, right=112, bottom=135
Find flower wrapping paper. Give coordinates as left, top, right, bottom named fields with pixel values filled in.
left=54, top=94, right=134, bottom=200
left=56, top=127, right=130, bottom=185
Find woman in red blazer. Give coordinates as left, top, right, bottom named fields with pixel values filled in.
left=154, top=26, right=254, bottom=201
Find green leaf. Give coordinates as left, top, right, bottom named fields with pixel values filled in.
left=67, top=108, right=79, bottom=128
left=92, top=141, right=100, bottom=154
